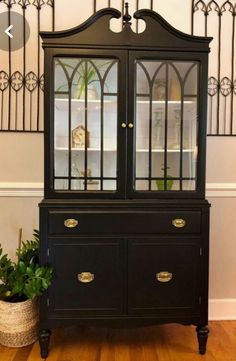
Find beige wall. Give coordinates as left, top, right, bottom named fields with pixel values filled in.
left=0, top=133, right=43, bottom=183
left=0, top=197, right=40, bottom=260
left=0, top=0, right=235, bottom=317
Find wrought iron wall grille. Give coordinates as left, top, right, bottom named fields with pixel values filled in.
left=0, top=0, right=54, bottom=132
left=192, top=0, right=236, bottom=136
left=0, top=0, right=155, bottom=133
left=1, top=0, right=234, bottom=135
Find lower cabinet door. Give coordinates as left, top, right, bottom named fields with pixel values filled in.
left=128, top=240, right=201, bottom=315
left=48, top=238, right=124, bottom=316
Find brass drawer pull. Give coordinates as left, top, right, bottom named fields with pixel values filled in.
left=121, top=123, right=127, bottom=128
left=64, top=218, right=78, bottom=228
left=172, top=218, right=186, bottom=228
left=156, top=271, right=173, bottom=283
left=78, top=272, right=94, bottom=283
left=128, top=123, right=134, bottom=128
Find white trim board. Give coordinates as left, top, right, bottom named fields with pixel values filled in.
left=209, top=299, right=236, bottom=320
left=0, top=182, right=236, bottom=197
left=207, top=183, right=236, bottom=198
left=0, top=182, right=43, bottom=197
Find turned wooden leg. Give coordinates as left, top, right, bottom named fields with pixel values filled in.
left=39, top=329, right=51, bottom=358
left=196, top=325, right=209, bottom=355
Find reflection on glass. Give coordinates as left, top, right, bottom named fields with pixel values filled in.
left=134, top=60, right=199, bottom=192
left=54, top=57, right=118, bottom=192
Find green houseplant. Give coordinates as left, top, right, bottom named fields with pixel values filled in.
left=55, top=59, right=111, bottom=99
left=156, top=166, right=173, bottom=190
left=0, top=230, right=52, bottom=347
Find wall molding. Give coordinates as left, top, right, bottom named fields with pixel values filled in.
left=206, top=183, right=236, bottom=198
left=0, top=182, right=43, bottom=197
left=209, top=299, right=236, bottom=321
left=0, top=182, right=236, bottom=197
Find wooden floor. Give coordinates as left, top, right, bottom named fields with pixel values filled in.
left=0, top=321, right=236, bottom=361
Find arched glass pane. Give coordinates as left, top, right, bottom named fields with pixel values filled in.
left=54, top=57, right=118, bottom=192
left=134, top=59, right=199, bottom=192
left=54, top=60, right=69, bottom=94
left=184, top=64, right=198, bottom=95
left=104, top=62, right=118, bottom=94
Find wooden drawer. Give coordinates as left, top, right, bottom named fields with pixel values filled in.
left=128, top=240, right=200, bottom=315
left=48, top=238, right=123, bottom=315
left=48, top=210, right=201, bottom=235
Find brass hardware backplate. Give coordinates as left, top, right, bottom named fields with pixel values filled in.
left=172, top=218, right=186, bottom=228
left=78, top=272, right=94, bottom=283
left=64, top=218, right=78, bottom=228
left=156, top=271, right=173, bottom=283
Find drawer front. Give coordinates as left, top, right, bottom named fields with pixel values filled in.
left=48, top=210, right=201, bottom=235
left=48, top=238, right=123, bottom=315
left=128, top=240, right=200, bottom=315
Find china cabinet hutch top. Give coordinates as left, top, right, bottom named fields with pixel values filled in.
left=40, top=4, right=212, bottom=200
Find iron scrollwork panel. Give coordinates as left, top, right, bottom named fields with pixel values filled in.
left=0, top=0, right=54, bottom=132
left=192, top=0, right=236, bottom=136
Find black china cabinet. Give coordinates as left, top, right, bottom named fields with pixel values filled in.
left=39, top=4, right=212, bottom=358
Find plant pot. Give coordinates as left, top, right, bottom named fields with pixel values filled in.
left=156, top=178, right=173, bottom=190
left=0, top=298, right=38, bottom=347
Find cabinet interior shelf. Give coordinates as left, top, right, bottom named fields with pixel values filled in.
left=55, top=98, right=195, bottom=111
left=55, top=147, right=195, bottom=153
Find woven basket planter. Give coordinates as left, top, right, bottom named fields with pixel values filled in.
left=0, top=298, right=39, bottom=347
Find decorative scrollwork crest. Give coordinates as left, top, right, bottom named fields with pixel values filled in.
left=3, top=0, right=16, bottom=7
left=10, top=71, right=23, bottom=92
left=220, top=0, right=234, bottom=14
left=33, top=0, right=45, bottom=9
left=25, top=72, right=38, bottom=92
left=39, top=74, right=44, bottom=91
left=46, top=0, right=54, bottom=7
left=18, top=0, right=30, bottom=8
left=208, top=76, right=219, bottom=96
left=233, top=79, right=236, bottom=95
left=193, top=0, right=208, bottom=13
left=220, top=77, right=232, bottom=96
left=207, top=0, right=221, bottom=14
left=0, top=71, right=9, bottom=92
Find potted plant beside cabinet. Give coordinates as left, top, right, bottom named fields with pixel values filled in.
left=0, top=230, right=52, bottom=347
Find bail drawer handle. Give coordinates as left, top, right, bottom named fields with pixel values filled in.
left=64, top=218, right=78, bottom=228
left=172, top=218, right=186, bottom=228
left=78, top=272, right=94, bottom=283
left=156, top=271, right=173, bottom=283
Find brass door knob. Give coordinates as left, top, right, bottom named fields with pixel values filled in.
left=121, top=123, right=127, bottom=128
left=156, top=271, right=173, bottom=283
left=64, top=218, right=78, bottom=228
left=128, top=123, right=134, bottom=128
left=172, top=218, right=186, bottom=228
left=78, top=272, right=94, bottom=283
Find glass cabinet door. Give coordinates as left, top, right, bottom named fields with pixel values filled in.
left=53, top=56, right=120, bottom=194
left=131, top=57, right=199, bottom=195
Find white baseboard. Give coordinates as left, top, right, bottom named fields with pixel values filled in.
left=0, top=182, right=236, bottom=197
left=209, top=299, right=236, bottom=320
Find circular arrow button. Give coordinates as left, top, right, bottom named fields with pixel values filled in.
left=0, top=11, right=30, bottom=51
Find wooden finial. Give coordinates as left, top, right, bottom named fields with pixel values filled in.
left=123, top=2, right=132, bottom=26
